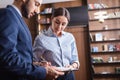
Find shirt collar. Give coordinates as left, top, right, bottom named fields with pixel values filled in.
left=11, top=5, right=22, bottom=17
left=43, top=27, right=65, bottom=37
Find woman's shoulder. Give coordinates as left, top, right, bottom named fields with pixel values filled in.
left=63, top=32, right=75, bottom=41
left=35, top=30, right=51, bottom=40
left=63, top=31, right=74, bottom=37
left=36, top=32, right=45, bottom=39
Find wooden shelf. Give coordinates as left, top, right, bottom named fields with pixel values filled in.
left=92, top=62, right=120, bottom=66
left=91, top=40, right=120, bottom=43
left=89, top=17, right=120, bottom=21
left=94, top=73, right=120, bottom=78
left=91, top=51, right=120, bottom=54
left=39, top=13, right=52, bottom=15
left=88, top=0, right=120, bottom=80
left=90, top=28, right=120, bottom=32
left=88, top=6, right=120, bottom=11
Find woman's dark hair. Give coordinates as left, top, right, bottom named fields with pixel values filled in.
left=52, top=7, right=70, bottom=21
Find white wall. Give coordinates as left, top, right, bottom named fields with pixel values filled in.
left=0, top=0, right=75, bottom=8
left=0, top=0, right=14, bottom=8
left=42, top=0, right=75, bottom=4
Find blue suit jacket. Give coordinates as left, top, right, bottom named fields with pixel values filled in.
left=0, top=5, right=46, bottom=80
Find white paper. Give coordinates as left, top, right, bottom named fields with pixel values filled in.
left=56, top=67, right=78, bottom=71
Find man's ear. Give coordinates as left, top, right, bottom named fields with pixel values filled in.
left=51, top=16, right=53, bottom=20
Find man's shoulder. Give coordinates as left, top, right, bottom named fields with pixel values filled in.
left=0, top=6, right=12, bottom=11
left=0, top=8, right=7, bottom=12
left=0, top=7, right=12, bottom=16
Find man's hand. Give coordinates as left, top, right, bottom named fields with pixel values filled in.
left=33, top=62, right=64, bottom=80
left=45, top=66, right=64, bottom=80
left=33, top=61, right=51, bottom=66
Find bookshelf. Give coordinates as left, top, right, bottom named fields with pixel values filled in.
left=87, top=0, right=120, bottom=80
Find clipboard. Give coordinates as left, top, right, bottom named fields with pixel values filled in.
left=56, top=67, right=78, bottom=72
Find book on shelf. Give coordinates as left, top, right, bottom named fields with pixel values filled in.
left=102, top=44, right=108, bottom=51
left=115, top=67, right=120, bottom=73
left=108, top=44, right=114, bottom=51
left=91, top=47, right=98, bottom=52
left=92, top=65, right=95, bottom=73
left=95, top=33, right=103, bottom=41
left=89, top=33, right=94, bottom=41
left=115, top=44, right=120, bottom=51
left=88, top=3, right=108, bottom=9
left=99, top=72, right=111, bottom=74
left=92, top=57, right=103, bottom=63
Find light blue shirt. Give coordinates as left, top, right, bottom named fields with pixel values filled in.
left=33, top=27, right=79, bottom=67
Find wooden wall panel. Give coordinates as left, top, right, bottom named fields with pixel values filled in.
left=52, top=0, right=82, bottom=8
left=65, top=26, right=90, bottom=80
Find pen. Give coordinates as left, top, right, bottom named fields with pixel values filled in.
left=40, top=56, right=51, bottom=66
left=40, top=56, right=47, bottom=61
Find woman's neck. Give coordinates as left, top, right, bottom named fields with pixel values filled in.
left=54, top=32, right=62, bottom=37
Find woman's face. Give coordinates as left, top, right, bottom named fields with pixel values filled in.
left=51, top=16, right=68, bottom=35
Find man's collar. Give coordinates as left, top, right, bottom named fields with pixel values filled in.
left=11, top=5, right=22, bottom=17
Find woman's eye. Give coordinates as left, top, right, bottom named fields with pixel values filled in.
left=55, top=21, right=60, bottom=24
left=62, top=23, right=66, bottom=26
left=35, top=2, right=40, bottom=6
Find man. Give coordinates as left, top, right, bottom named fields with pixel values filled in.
left=0, top=0, right=64, bottom=80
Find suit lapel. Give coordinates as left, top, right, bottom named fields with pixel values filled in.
left=7, top=5, right=32, bottom=43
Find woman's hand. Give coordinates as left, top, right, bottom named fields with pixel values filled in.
left=65, top=62, right=78, bottom=69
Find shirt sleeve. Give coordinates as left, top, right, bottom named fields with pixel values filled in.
left=33, top=35, right=46, bottom=62
left=71, top=34, right=80, bottom=68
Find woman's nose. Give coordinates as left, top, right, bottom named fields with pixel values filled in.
left=58, top=24, right=62, bottom=29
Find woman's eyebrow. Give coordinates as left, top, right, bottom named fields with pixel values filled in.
left=55, top=18, right=67, bottom=25
left=55, top=19, right=60, bottom=22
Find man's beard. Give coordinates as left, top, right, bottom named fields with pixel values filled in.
left=21, top=3, right=28, bottom=18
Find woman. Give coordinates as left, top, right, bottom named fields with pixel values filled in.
left=33, top=7, right=80, bottom=80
